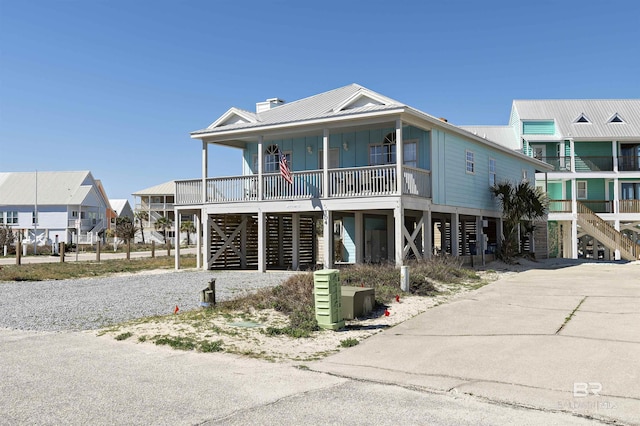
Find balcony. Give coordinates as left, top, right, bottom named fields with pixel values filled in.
left=548, top=199, right=640, bottom=214
left=618, top=155, right=640, bottom=172
left=537, top=156, right=615, bottom=172
left=176, top=165, right=432, bottom=205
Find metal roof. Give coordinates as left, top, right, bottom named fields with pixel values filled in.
left=191, top=84, right=405, bottom=135
left=0, top=171, right=98, bottom=205
left=458, top=126, right=520, bottom=150
left=132, top=180, right=176, bottom=196
left=109, top=199, right=131, bottom=215
left=513, top=99, right=640, bottom=140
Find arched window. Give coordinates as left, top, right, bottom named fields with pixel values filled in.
left=369, top=132, right=417, bottom=167
left=263, top=144, right=291, bottom=173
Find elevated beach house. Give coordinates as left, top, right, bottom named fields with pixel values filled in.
left=462, top=99, right=640, bottom=261
left=173, top=84, right=552, bottom=271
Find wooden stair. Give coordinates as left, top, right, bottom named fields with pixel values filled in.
left=577, top=202, right=640, bottom=261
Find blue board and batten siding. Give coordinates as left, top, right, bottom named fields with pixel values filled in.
left=242, top=126, right=431, bottom=173
left=431, top=129, right=536, bottom=210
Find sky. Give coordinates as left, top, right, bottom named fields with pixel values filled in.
left=1, top=0, right=639, bottom=205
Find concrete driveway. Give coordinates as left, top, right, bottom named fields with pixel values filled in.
left=312, top=261, right=640, bottom=425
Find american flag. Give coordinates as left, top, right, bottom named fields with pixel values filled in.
left=279, top=150, right=293, bottom=184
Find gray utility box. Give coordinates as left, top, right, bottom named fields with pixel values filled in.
left=341, top=286, right=375, bottom=320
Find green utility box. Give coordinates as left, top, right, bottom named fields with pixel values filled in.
left=341, top=286, right=375, bottom=320
left=313, top=269, right=344, bottom=330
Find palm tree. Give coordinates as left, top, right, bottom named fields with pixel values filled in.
left=490, top=181, right=547, bottom=262
left=154, top=216, right=172, bottom=244
left=180, top=220, right=196, bottom=246
left=134, top=211, right=149, bottom=244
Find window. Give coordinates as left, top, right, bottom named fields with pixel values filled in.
left=489, top=158, right=496, bottom=186
left=264, top=144, right=291, bottom=173
left=403, top=141, right=417, bottom=168
left=466, top=151, right=475, bottom=174
left=72, top=211, right=78, bottom=217
left=370, top=133, right=396, bottom=165
left=577, top=181, right=588, bottom=199
left=621, top=182, right=640, bottom=200
left=319, top=148, right=340, bottom=169
left=0, top=213, right=3, bottom=224
left=369, top=133, right=417, bottom=167
left=7, top=211, right=18, bottom=224
left=32, top=211, right=38, bottom=224
left=522, top=169, right=529, bottom=182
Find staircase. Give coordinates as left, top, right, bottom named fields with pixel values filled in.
left=577, top=202, right=640, bottom=261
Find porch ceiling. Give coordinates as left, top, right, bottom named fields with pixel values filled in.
left=197, top=113, right=405, bottom=146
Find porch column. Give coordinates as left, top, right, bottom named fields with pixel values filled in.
left=613, top=177, right=619, bottom=214
left=461, top=219, right=467, bottom=255
left=422, top=210, right=432, bottom=259
left=395, top=119, right=403, bottom=194
left=323, top=210, right=333, bottom=268
left=571, top=179, right=577, bottom=215
left=612, top=141, right=618, bottom=172
left=614, top=219, right=621, bottom=260
left=258, top=210, right=266, bottom=272
left=569, top=138, right=575, bottom=172
left=174, top=209, right=180, bottom=270
left=202, top=213, right=210, bottom=271
left=571, top=219, right=578, bottom=259
left=195, top=211, right=201, bottom=269
left=258, top=136, right=264, bottom=201
left=477, top=216, right=485, bottom=265
left=451, top=212, right=459, bottom=256
left=355, top=212, right=364, bottom=263
left=394, top=205, right=404, bottom=267
left=322, top=129, right=329, bottom=198
left=562, top=222, right=571, bottom=258
left=202, top=141, right=208, bottom=204
left=292, top=213, right=300, bottom=270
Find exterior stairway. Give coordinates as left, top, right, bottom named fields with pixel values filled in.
left=577, top=202, right=640, bottom=261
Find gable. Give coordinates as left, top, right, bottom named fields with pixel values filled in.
left=207, top=108, right=258, bottom=129
left=333, top=89, right=398, bottom=112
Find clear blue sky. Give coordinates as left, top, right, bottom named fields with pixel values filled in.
left=1, top=0, right=639, bottom=204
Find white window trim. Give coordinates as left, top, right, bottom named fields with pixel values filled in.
left=465, top=150, right=475, bottom=174
left=489, top=158, right=496, bottom=186
left=577, top=180, right=588, bottom=199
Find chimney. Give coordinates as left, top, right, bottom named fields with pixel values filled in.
left=256, top=97, right=285, bottom=113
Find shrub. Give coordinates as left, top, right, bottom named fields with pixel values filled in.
left=339, top=338, right=359, bottom=348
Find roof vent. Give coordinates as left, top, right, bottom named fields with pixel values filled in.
left=575, top=113, right=590, bottom=123
left=608, top=113, right=624, bottom=123
left=256, top=98, right=285, bottom=113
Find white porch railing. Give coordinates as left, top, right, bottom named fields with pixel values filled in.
left=176, top=165, right=431, bottom=204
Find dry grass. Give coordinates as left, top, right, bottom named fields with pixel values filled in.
left=0, top=255, right=197, bottom=281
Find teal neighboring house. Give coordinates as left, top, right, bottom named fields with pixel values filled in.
left=174, top=84, right=551, bottom=271
left=462, top=99, right=640, bottom=261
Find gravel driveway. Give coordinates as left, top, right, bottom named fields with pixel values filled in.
left=0, top=270, right=299, bottom=331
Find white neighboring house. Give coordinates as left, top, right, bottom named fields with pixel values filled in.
left=132, top=180, right=195, bottom=245
left=109, top=199, right=134, bottom=223
left=0, top=171, right=109, bottom=245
